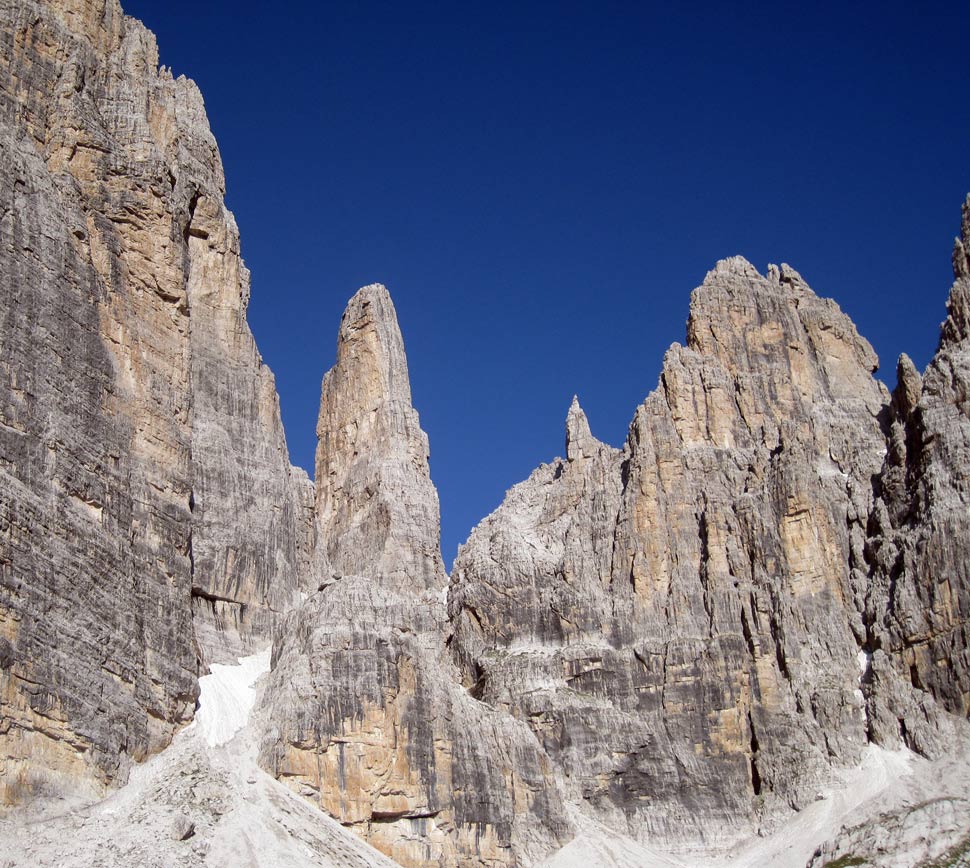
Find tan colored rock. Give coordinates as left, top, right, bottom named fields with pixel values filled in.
left=261, top=285, right=569, bottom=868
left=3, top=1, right=970, bottom=864
left=313, top=285, right=445, bottom=589
left=0, top=0, right=309, bottom=805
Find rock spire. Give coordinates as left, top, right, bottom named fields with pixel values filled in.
left=260, top=285, right=569, bottom=868
left=313, top=284, right=445, bottom=589
left=3, top=2, right=970, bottom=865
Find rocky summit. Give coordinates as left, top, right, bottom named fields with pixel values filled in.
left=1, top=2, right=969, bottom=867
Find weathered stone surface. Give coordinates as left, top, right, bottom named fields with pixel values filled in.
left=450, top=258, right=893, bottom=846
left=4, top=1, right=970, bottom=864
left=171, top=814, right=195, bottom=841
left=0, top=0, right=309, bottom=805
left=865, top=195, right=970, bottom=753
left=312, top=285, right=444, bottom=589
left=807, top=798, right=970, bottom=868
left=260, top=285, right=570, bottom=868
left=0, top=651, right=403, bottom=868
left=184, top=187, right=314, bottom=665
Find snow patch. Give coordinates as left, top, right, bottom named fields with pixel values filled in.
left=195, top=647, right=271, bottom=747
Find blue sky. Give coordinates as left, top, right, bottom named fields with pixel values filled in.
left=124, top=0, right=969, bottom=566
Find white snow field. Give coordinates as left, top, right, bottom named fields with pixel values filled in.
left=194, top=646, right=271, bottom=747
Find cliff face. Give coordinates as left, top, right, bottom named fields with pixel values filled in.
left=260, top=285, right=570, bottom=868
left=450, top=260, right=892, bottom=844
left=0, top=0, right=309, bottom=805
left=865, top=196, right=970, bottom=750
left=261, top=239, right=970, bottom=866
left=311, top=286, right=445, bottom=589
left=3, top=2, right=970, bottom=866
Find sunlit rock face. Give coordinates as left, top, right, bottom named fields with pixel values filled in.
left=0, top=0, right=309, bottom=805
left=260, top=284, right=570, bottom=868
left=4, top=0, right=970, bottom=865
left=450, top=258, right=895, bottom=845
left=312, top=284, right=446, bottom=590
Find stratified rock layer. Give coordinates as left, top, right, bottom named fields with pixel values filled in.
left=261, top=285, right=570, bottom=868
left=0, top=0, right=308, bottom=805
left=312, top=285, right=444, bottom=588
left=450, top=259, right=892, bottom=845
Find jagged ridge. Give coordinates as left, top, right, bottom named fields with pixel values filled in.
left=1, top=2, right=970, bottom=867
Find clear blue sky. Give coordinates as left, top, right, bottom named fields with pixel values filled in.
left=124, top=0, right=969, bottom=567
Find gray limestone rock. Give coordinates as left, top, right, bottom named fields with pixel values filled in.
left=312, top=285, right=445, bottom=589
left=865, top=195, right=970, bottom=752
left=0, top=0, right=309, bottom=805
left=171, top=814, right=195, bottom=841
left=0, top=651, right=403, bottom=868
left=3, top=1, right=970, bottom=866
left=260, top=284, right=570, bottom=868
left=450, top=257, right=893, bottom=847
left=807, top=798, right=970, bottom=868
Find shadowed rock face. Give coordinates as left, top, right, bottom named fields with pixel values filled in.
left=260, top=284, right=570, bottom=868
left=0, top=0, right=309, bottom=804
left=865, top=195, right=970, bottom=751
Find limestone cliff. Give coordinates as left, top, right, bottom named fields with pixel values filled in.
left=260, top=285, right=570, bottom=868
left=0, top=0, right=309, bottom=805
left=3, top=1, right=970, bottom=866
left=261, top=241, right=970, bottom=866
left=450, top=259, right=892, bottom=845
left=312, top=285, right=445, bottom=589
left=865, top=195, right=970, bottom=752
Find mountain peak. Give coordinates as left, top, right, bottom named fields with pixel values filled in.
left=565, top=395, right=596, bottom=461
left=942, top=197, right=970, bottom=347
left=314, top=284, right=444, bottom=589
left=324, top=282, right=412, bottom=418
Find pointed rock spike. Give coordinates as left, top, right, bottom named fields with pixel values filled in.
left=566, top=395, right=599, bottom=462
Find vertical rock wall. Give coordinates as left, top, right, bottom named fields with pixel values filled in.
left=0, top=0, right=308, bottom=805
left=258, top=238, right=970, bottom=866
left=261, top=285, right=570, bottom=868
left=311, top=286, right=444, bottom=589
left=866, top=195, right=970, bottom=752
left=450, top=259, right=892, bottom=846
left=3, top=1, right=970, bottom=864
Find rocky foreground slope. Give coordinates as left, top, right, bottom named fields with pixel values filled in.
left=2, top=1, right=969, bottom=866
